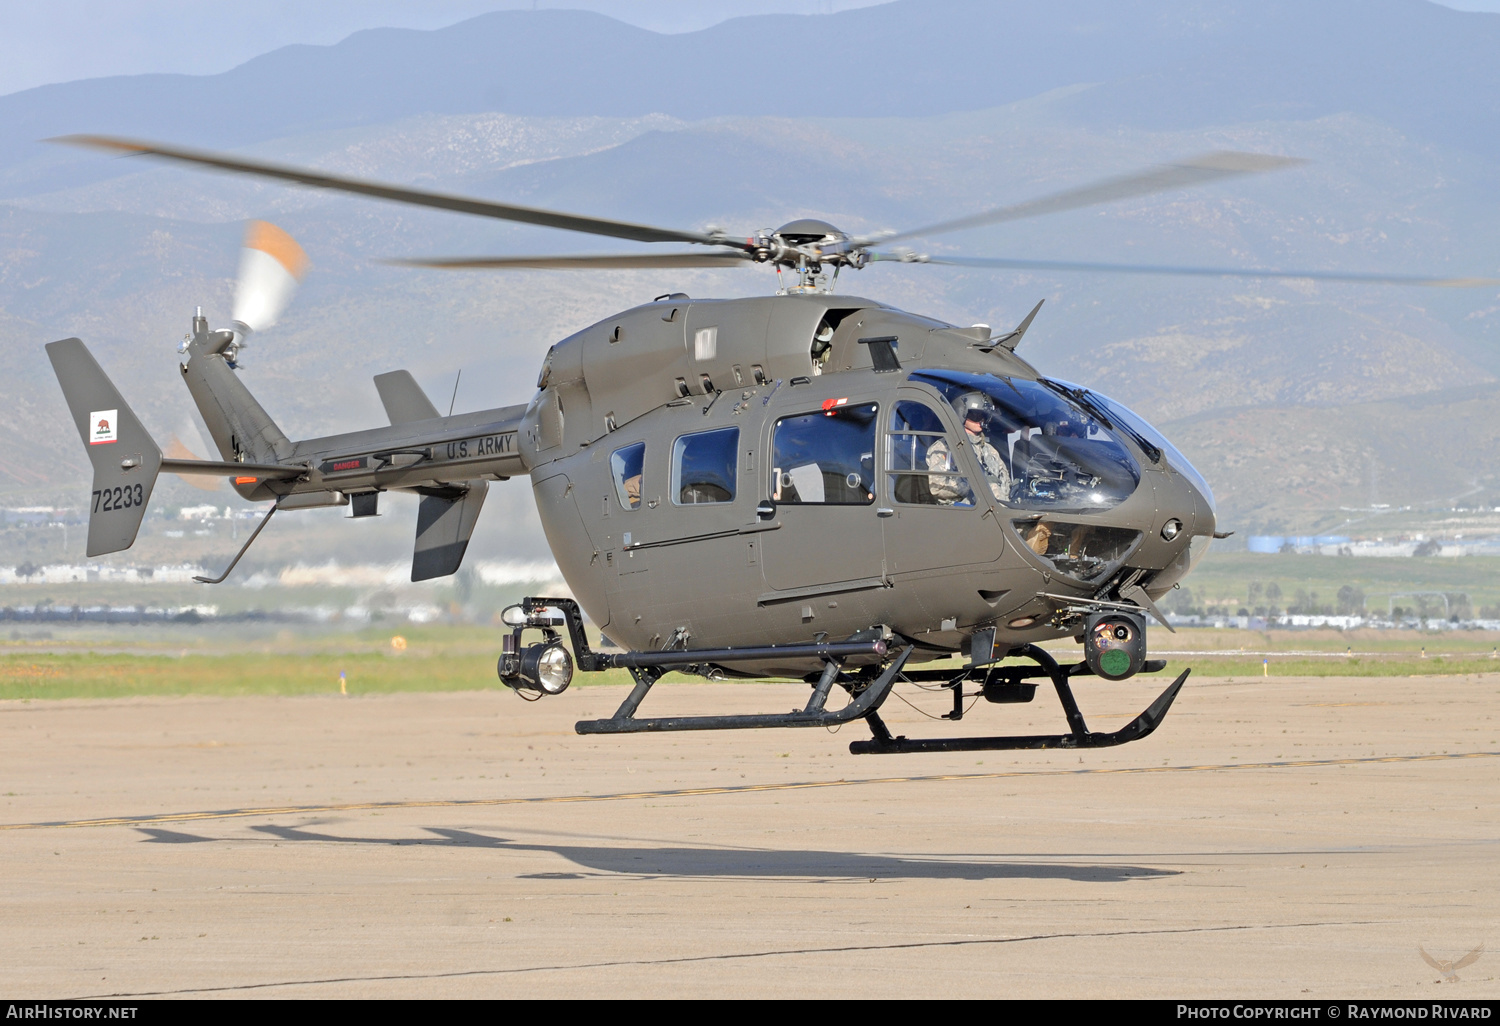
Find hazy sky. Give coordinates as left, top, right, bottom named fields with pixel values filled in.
left=0, top=1, right=882, bottom=98
left=1, top=0, right=1496, bottom=99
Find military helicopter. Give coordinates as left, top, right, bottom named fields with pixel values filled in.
left=44, top=136, right=1499, bottom=755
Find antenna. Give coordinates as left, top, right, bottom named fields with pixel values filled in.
left=448, top=369, right=462, bottom=417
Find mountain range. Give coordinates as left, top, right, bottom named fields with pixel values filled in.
left=2, top=0, right=1499, bottom=570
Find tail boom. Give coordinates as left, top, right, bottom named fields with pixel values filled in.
left=49, top=332, right=528, bottom=581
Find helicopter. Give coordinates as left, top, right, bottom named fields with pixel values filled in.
left=43, top=135, right=1500, bottom=755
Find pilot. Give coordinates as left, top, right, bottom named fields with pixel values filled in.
left=927, top=394, right=1011, bottom=504
left=1044, top=413, right=1088, bottom=438
left=810, top=321, right=835, bottom=374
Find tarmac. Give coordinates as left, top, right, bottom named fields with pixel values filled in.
left=2, top=670, right=1497, bottom=999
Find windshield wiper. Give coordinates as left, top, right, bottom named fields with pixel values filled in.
left=1043, top=379, right=1161, bottom=464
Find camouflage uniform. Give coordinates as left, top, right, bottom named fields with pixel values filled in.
left=926, top=433, right=1010, bottom=504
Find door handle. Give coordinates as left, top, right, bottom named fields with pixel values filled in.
left=876, top=507, right=895, bottom=518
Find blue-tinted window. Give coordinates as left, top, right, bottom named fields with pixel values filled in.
left=909, top=370, right=1139, bottom=513
left=1050, top=379, right=1214, bottom=515
left=771, top=402, right=877, bottom=505
left=671, top=427, right=739, bottom=505
left=610, top=441, right=645, bottom=510
left=891, top=400, right=946, bottom=434
left=887, top=400, right=974, bottom=506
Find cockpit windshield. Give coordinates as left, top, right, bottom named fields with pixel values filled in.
left=908, top=370, right=1139, bottom=513
left=1046, top=379, right=1215, bottom=514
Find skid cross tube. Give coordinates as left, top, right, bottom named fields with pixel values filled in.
left=576, top=646, right=912, bottom=735
left=848, top=644, right=1190, bottom=754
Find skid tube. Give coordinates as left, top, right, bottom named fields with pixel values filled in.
left=849, top=643, right=1189, bottom=755
left=576, top=646, right=913, bottom=735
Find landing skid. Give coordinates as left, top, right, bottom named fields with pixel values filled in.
left=575, top=645, right=914, bottom=736
left=852, top=656, right=1189, bottom=754
left=523, top=598, right=1189, bottom=755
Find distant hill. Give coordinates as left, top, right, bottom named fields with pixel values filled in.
left=6, top=0, right=1500, bottom=193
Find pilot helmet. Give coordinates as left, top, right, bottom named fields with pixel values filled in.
left=954, top=391, right=995, bottom=425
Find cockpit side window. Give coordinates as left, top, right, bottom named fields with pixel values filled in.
left=771, top=402, right=876, bottom=505
left=909, top=371, right=1139, bottom=513
left=886, top=400, right=975, bottom=507
left=671, top=427, right=739, bottom=505
left=610, top=441, right=645, bottom=511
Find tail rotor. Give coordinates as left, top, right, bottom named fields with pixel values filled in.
left=225, top=220, right=308, bottom=360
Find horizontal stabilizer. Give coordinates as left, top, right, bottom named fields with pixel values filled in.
left=160, top=457, right=303, bottom=479
left=413, top=481, right=488, bottom=581
left=46, top=338, right=162, bottom=556
left=374, top=370, right=440, bottom=424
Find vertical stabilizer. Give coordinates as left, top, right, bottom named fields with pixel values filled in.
left=374, top=370, right=440, bottom=424
left=46, top=338, right=163, bottom=556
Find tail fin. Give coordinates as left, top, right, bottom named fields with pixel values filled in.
left=46, top=338, right=163, bottom=556
left=374, top=370, right=440, bottom=424
left=378, top=369, right=485, bottom=580
left=413, top=483, right=488, bottom=581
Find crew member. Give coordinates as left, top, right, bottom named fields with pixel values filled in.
left=927, top=396, right=1011, bottom=504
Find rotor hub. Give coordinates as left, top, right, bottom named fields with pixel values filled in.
left=771, top=219, right=846, bottom=247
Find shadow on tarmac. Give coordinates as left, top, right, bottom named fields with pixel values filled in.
left=136, top=823, right=1177, bottom=882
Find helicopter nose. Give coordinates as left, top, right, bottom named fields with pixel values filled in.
left=1126, top=467, right=1206, bottom=570
left=1125, top=465, right=1216, bottom=596
left=1167, top=467, right=1214, bottom=539
left=1169, top=468, right=1213, bottom=543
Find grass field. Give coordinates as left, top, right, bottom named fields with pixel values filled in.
left=0, top=577, right=547, bottom=620
left=0, top=624, right=653, bottom=700
left=1182, top=551, right=1500, bottom=613
left=5, top=548, right=1500, bottom=700
left=3, top=623, right=1499, bottom=700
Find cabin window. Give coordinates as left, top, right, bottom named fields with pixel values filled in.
left=610, top=441, right=645, bottom=511
left=770, top=402, right=877, bottom=505
left=671, top=427, right=739, bottom=505
left=886, top=400, right=975, bottom=506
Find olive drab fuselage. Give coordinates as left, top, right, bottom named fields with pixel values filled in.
left=515, top=292, right=1215, bottom=669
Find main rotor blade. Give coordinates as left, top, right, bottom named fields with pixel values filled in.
left=53, top=134, right=737, bottom=249
left=863, top=152, right=1304, bottom=247
left=387, top=251, right=754, bottom=270
left=874, top=252, right=1500, bottom=287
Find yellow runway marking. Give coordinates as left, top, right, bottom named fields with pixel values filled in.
left=3, top=750, right=1495, bottom=832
